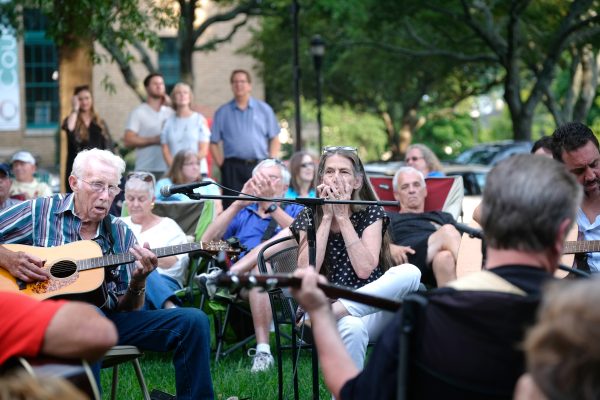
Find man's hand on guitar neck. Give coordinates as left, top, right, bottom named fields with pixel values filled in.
left=0, top=245, right=50, bottom=283
left=291, top=268, right=331, bottom=317
left=129, top=242, right=159, bottom=285
left=118, top=243, right=158, bottom=311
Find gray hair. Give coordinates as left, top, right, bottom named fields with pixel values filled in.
left=481, top=154, right=582, bottom=251
left=407, top=143, right=442, bottom=173
left=125, top=172, right=156, bottom=197
left=71, top=148, right=126, bottom=180
left=393, top=166, right=426, bottom=192
left=253, top=159, right=291, bottom=185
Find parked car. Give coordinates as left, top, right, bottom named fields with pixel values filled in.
left=453, top=140, right=532, bottom=166
left=443, top=164, right=490, bottom=196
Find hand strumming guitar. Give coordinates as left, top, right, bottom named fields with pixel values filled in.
left=0, top=246, right=49, bottom=283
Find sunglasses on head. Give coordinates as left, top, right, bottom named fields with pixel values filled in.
left=127, top=171, right=156, bottom=185
left=322, top=146, right=358, bottom=155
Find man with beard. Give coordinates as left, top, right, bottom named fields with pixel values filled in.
left=552, top=122, right=600, bottom=273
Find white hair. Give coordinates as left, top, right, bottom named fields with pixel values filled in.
left=71, top=148, right=126, bottom=180
left=253, top=159, right=291, bottom=185
left=393, top=166, right=425, bottom=192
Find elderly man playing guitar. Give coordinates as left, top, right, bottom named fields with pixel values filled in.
left=0, top=148, right=214, bottom=400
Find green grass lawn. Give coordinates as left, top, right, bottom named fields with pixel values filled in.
left=100, top=314, right=331, bottom=400
left=101, top=346, right=330, bottom=400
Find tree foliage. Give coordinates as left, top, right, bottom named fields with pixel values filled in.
left=246, top=0, right=501, bottom=159
left=367, top=0, right=600, bottom=141
left=3, top=0, right=270, bottom=99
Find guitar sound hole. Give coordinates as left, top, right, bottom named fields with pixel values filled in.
left=50, top=261, right=77, bottom=279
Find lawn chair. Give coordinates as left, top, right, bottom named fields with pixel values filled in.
left=256, top=235, right=319, bottom=400
left=101, top=345, right=150, bottom=400
left=369, top=175, right=464, bottom=220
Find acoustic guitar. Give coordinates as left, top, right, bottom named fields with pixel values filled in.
left=0, top=240, right=239, bottom=305
left=2, top=357, right=98, bottom=400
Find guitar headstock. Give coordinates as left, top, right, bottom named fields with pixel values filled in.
left=198, top=240, right=243, bottom=255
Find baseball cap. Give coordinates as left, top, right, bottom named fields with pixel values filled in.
left=11, top=151, right=36, bottom=165
left=0, top=163, right=9, bottom=177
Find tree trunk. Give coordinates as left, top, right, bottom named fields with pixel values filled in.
left=399, top=108, right=422, bottom=157
left=179, top=0, right=196, bottom=86
left=509, top=106, right=533, bottom=141
left=58, top=41, right=93, bottom=192
left=381, top=111, right=399, bottom=160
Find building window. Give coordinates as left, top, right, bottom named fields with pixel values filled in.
left=24, top=9, right=59, bottom=129
left=159, top=37, right=180, bottom=93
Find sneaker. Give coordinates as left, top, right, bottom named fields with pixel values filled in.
left=194, top=266, right=222, bottom=299
left=248, top=348, right=274, bottom=373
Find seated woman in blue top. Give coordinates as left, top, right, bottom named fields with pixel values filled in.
left=155, top=149, right=223, bottom=214
left=285, top=151, right=317, bottom=198
left=405, top=143, right=445, bottom=177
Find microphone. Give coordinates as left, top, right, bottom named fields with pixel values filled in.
left=160, top=181, right=213, bottom=197
left=453, top=222, right=484, bottom=239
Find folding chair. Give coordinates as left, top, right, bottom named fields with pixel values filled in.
left=256, top=235, right=319, bottom=400
left=369, top=175, right=464, bottom=220
left=397, top=289, right=540, bottom=400
left=212, top=293, right=256, bottom=362
left=101, top=345, right=150, bottom=400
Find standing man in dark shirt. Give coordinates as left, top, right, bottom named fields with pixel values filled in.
left=291, top=154, right=581, bottom=400
left=210, top=69, right=280, bottom=208
left=388, top=166, right=461, bottom=287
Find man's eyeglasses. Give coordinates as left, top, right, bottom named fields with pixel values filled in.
left=127, top=171, right=156, bottom=185
left=405, top=156, right=424, bottom=162
left=322, top=146, right=358, bottom=155
left=80, top=178, right=121, bottom=196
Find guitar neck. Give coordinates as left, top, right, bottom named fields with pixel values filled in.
left=564, top=240, right=600, bottom=255
left=76, top=242, right=205, bottom=271
left=216, top=273, right=402, bottom=312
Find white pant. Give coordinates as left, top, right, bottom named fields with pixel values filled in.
left=337, top=264, right=421, bottom=369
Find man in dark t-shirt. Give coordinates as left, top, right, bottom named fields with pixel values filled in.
left=388, top=166, right=461, bottom=287
left=290, top=155, right=582, bottom=400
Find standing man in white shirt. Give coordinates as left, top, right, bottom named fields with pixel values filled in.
left=124, top=73, right=174, bottom=178
left=210, top=69, right=281, bottom=208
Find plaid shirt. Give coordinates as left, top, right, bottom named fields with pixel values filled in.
left=0, top=193, right=137, bottom=310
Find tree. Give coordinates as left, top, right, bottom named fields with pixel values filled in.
left=3, top=1, right=269, bottom=100
left=367, top=0, right=600, bottom=141
left=246, top=0, right=500, bottom=159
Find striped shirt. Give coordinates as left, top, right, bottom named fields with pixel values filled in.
left=0, top=193, right=137, bottom=309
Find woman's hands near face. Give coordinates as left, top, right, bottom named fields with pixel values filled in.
left=318, top=176, right=351, bottom=219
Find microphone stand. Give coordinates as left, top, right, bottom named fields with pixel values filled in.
left=181, top=190, right=398, bottom=267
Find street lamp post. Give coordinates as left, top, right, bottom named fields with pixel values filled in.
left=292, top=0, right=302, bottom=151
left=310, top=35, right=325, bottom=152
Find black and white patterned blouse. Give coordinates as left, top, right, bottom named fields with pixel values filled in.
left=290, top=205, right=389, bottom=289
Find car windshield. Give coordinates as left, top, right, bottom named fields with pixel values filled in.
left=455, top=147, right=501, bottom=164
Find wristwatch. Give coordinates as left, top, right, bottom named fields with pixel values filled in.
left=265, top=203, right=278, bottom=214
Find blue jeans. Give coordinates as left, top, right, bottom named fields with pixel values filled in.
left=144, top=270, right=182, bottom=309
left=103, top=307, right=214, bottom=400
